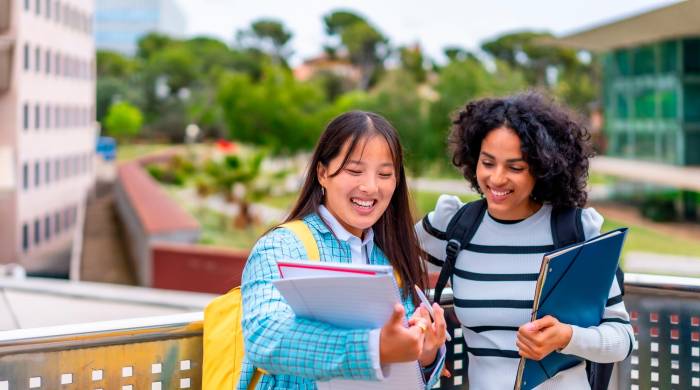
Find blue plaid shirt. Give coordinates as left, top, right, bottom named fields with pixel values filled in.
left=239, top=213, right=442, bottom=389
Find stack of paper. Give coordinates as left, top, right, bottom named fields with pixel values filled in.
left=273, top=261, right=428, bottom=390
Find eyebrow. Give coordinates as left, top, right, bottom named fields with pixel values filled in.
left=480, top=151, right=526, bottom=163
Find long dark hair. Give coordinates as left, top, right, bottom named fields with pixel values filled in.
left=285, top=111, right=427, bottom=302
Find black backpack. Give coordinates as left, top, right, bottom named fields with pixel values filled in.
left=428, top=198, right=624, bottom=390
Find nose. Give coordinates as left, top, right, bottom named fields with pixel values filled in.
left=358, top=174, right=378, bottom=194
left=491, top=166, right=508, bottom=186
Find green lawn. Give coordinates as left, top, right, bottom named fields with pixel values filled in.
left=117, top=143, right=172, bottom=161
left=603, top=218, right=700, bottom=262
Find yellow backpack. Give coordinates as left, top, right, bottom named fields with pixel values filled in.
left=202, top=220, right=320, bottom=390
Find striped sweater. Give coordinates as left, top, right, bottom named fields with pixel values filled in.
left=416, top=195, right=634, bottom=390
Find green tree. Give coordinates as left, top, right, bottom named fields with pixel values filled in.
left=323, top=10, right=389, bottom=90
left=96, top=50, right=137, bottom=78
left=428, top=58, right=527, bottom=142
left=481, top=31, right=597, bottom=111
left=104, top=101, right=143, bottom=139
left=136, top=32, right=174, bottom=61
left=217, top=66, right=329, bottom=153
left=367, top=70, right=434, bottom=175
left=399, top=45, right=427, bottom=83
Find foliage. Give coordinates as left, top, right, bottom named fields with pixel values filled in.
left=481, top=31, right=598, bottom=112
left=237, top=19, right=293, bottom=64
left=428, top=57, right=527, bottom=143
left=399, top=45, right=428, bottom=83
left=103, top=101, right=143, bottom=139
left=323, top=10, right=389, bottom=90
left=217, top=65, right=329, bottom=153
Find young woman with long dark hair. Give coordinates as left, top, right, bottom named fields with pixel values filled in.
left=239, top=111, right=447, bottom=389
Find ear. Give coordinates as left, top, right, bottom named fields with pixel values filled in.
left=317, top=162, right=328, bottom=189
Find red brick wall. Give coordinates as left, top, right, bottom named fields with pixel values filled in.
left=152, top=243, right=249, bottom=294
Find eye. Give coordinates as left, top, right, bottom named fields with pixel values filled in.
left=345, top=168, right=362, bottom=176
left=481, top=160, right=494, bottom=167
left=379, top=172, right=394, bottom=178
left=510, top=166, right=526, bottom=172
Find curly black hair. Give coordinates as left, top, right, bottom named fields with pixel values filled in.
left=448, top=91, right=594, bottom=208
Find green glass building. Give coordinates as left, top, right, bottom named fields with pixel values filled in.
left=557, top=0, right=700, bottom=166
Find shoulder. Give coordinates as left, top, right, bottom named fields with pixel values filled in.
left=580, top=207, right=604, bottom=240
left=424, top=194, right=465, bottom=232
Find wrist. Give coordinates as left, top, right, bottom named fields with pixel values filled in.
left=419, top=346, right=438, bottom=366
left=558, top=324, right=573, bottom=350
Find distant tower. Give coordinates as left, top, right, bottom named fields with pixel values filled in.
left=95, top=0, right=187, bottom=55
left=0, top=0, right=97, bottom=276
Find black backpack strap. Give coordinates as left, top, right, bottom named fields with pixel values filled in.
left=551, top=206, right=584, bottom=248
left=432, top=199, right=487, bottom=305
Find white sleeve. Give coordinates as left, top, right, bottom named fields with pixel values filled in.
left=414, top=194, right=464, bottom=265
left=581, top=207, right=604, bottom=240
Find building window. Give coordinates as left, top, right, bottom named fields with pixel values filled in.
left=24, top=0, right=30, bottom=11
left=45, top=160, right=50, bottom=184
left=35, top=0, right=40, bottom=15
left=34, top=219, right=41, bottom=245
left=23, top=103, right=29, bottom=130
left=55, top=52, right=61, bottom=76
left=44, top=215, right=51, bottom=240
left=34, top=104, right=40, bottom=129
left=22, top=163, right=29, bottom=190
left=23, top=44, right=30, bottom=71
left=45, top=105, right=51, bottom=129
left=22, top=224, right=29, bottom=252
left=45, top=49, right=51, bottom=74
left=34, top=46, right=40, bottom=72
left=55, top=0, right=60, bottom=22
left=34, top=161, right=40, bottom=187
left=54, top=158, right=60, bottom=180
left=54, top=212, right=61, bottom=234
left=55, top=105, right=60, bottom=128
left=45, top=0, right=51, bottom=18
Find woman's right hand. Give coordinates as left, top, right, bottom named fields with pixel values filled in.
left=379, top=304, right=426, bottom=364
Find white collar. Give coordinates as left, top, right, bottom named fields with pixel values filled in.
left=318, top=205, right=374, bottom=246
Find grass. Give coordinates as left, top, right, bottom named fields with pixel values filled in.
left=117, top=143, right=172, bottom=161
left=603, top=218, right=700, bottom=261
left=190, top=206, right=273, bottom=249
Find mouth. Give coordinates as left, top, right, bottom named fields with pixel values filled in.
left=351, top=197, right=376, bottom=209
left=487, top=187, right=513, bottom=201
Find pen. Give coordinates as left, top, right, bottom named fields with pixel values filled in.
left=414, top=284, right=452, bottom=341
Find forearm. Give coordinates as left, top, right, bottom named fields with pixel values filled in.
left=560, top=322, right=634, bottom=363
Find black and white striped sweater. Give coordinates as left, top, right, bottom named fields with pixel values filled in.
left=416, top=195, right=634, bottom=390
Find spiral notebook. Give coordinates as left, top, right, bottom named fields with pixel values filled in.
left=272, top=261, right=427, bottom=390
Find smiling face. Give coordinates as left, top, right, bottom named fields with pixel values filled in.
left=476, top=126, right=540, bottom=220
left=317, top=135, right=397, bottom=238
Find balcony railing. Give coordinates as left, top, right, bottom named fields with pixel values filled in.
left=1, top=273, right=699, bottom=389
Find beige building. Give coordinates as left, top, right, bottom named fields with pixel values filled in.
left=0, top=0, right=97, bottom=276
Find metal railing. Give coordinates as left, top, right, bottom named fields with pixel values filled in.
left=2, top=273, right=700, bottom=389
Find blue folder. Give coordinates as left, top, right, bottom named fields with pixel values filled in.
left=514, top=227, right=628, bottom=390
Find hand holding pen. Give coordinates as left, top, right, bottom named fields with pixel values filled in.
left=414, top=284, right=451, bottom=341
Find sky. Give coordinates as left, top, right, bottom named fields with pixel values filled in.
left=176, top=0, right=680, bottom=65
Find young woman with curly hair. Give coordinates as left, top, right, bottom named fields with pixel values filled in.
left=416, top=92, right=634, bottom=389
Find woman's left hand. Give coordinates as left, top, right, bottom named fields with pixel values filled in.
left=409, top=303, right=447, bottom=366
left=516, top=315, right=573, bottom=361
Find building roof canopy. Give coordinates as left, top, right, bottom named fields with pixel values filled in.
left=552, top=1, right=700, bottom=51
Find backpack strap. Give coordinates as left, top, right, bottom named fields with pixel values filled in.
left=280, top=220, right=320, bottom=261
left=551, top=207, right=584, bottom=249
left=432, top=198, right=488, bottom=305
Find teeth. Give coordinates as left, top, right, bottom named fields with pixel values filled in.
left=352, top=198, right=374, bottom=208
left=490, top=189, right=512, bottom=196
